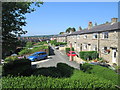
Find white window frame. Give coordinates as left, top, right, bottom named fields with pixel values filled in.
left=93, top=33, right=98, bottom=39
left=84, top=34, right=87, bottom=39
left=93, top=45, right=97, bottom=51
left=103, top=32, right=109, bottom=39
left=77, top=35, right=80, bottom=39
left=83, top=44, right=87, bottom=50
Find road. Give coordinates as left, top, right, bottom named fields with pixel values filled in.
left=32, top=46, right=80, bottom=70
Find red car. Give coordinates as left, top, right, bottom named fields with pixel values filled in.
left=67, top=51, right=77, bottom=57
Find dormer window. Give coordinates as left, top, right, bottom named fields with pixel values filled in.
left=93, top=33, right=98, bottom=39
left=103, top=32, right=108, bottom=39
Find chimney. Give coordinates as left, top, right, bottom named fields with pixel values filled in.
left=95, top=22, right=97, bottom=26
left=78, top=26, right=82, bottom=31
left=111, top=18, right=118, bottom=24
left=88, top=22, right=93, bottom=29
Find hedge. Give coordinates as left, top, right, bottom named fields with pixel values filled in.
left=2, top=63, right=118, bottom=88
left=79, top=51, right=99, bottom=60
left=2, top=59, right=32, bottom=76
left=2, top=75, right=115, bottom=88
left=65, top=47, right=74, bottom=53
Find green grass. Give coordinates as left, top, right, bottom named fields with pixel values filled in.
left=2, top=63, right=119, bottom=88
left=0, top=65, right=2, bottom=77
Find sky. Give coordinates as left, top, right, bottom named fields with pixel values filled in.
left=22, top=2, right=118, bottom=36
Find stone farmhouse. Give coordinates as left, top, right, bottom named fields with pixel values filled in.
left=56, top=18, right=120, bottom=66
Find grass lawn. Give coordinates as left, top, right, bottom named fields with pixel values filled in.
left=0, top=65, right=2, bottom=77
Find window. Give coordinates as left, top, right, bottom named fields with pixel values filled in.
left=102, top=47, right=110, bottom=54
left=83, top=44, right=87, bottom=49
left=114, top=52, right=116, bottom=58
left=103, top=32, right=108, bottom=39
left=77, top=35, right=80, bottom=39
left=93, top=33, right=98, bottom=39
left=84, top=34, right=87, bottom=39
left=93, top=45, right=97, bottom=51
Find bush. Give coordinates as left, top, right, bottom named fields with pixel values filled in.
left=65, top=47, right=74, bottom=53
left=18, top=49, right=32, bottom=55
left=2, top=72, right=116, bottom=88
left=2, top=63, right=118, bottom=88
left=26, top=42, right=34, bottom=48
left=57, top=63, right=74, bottom=77
left=4, top=56, right=18, bottom=63
left=2, top=59, right=31, bottom=76
left=80, top=63, right=93, bottom=73
left=79, top=51, right=99, bottom=60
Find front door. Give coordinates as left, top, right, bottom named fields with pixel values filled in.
left=112, top=49, right=117, bottom=63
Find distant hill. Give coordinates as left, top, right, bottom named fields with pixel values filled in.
left=21, top=34, right=58, bottom=38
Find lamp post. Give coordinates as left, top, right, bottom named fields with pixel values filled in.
left=69, top=43, right=73, bottom=61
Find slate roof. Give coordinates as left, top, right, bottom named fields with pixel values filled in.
left=57, top=33, right=69, bottom=37
left=57, top=22, right=120, bottom=37
left=69, top=22, right=120, bottom=36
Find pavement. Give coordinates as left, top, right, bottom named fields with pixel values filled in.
left=31, top=46, right=80, bottom=70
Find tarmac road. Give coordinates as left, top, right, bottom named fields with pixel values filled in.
left=31, top=46, right=80, bottom=70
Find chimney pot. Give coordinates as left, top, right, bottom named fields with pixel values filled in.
left=111, top=18, right=118, bottom=23
left=88, top=21, right=93, bottom=29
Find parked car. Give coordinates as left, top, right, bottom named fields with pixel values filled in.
left=27, top=52, right=48, bottom=61
left=11, top=53, right=17, bottom=56
left=67, top=51, right=77, bottom=57
left=59, top=45, right=65, bottom=47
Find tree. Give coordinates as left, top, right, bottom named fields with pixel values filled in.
left=59, top=32, right=64, bottom=34
left=2, top=2, right=43, bottom=57
left=65, top=27, right=76, bottom=33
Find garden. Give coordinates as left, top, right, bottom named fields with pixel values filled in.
left=3, top=41, right=50, bottom=63
left=50, top=40, right=67, bottom=46
left=2, top=62, right=120, bottom=88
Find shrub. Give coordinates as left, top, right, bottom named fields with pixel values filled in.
left=26, top=42, right=34, bottom=48
left=2, top=63, right=118, bottom=88
left=80, top=63, right=93, bottom=73
left=4, top=56, right=18, bottom=63
left=57, top=63, right=74, bottom=77
left=18, top=49, right=32, bottom=55
left=65, top=47, right=74, bottom=53
left=2, top=59, right=31, bottom=76
left=2, top=72, right=116, bottom=88
left=79, top=51, right=99, bottom=60
left=19, top=46, right=49, bottom=55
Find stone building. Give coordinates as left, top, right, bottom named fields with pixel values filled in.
left=57, top=18, right=120, bottom=65
left=57, top=34, right=68, bottom=43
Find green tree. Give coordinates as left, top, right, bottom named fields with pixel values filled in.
left=2, top=2, right=43, bottom=57
left=26, top=42, right=33, bottom=48
left=66, top=27, right=76, bottom=33
left=59, top=32, right=64, bottom=34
